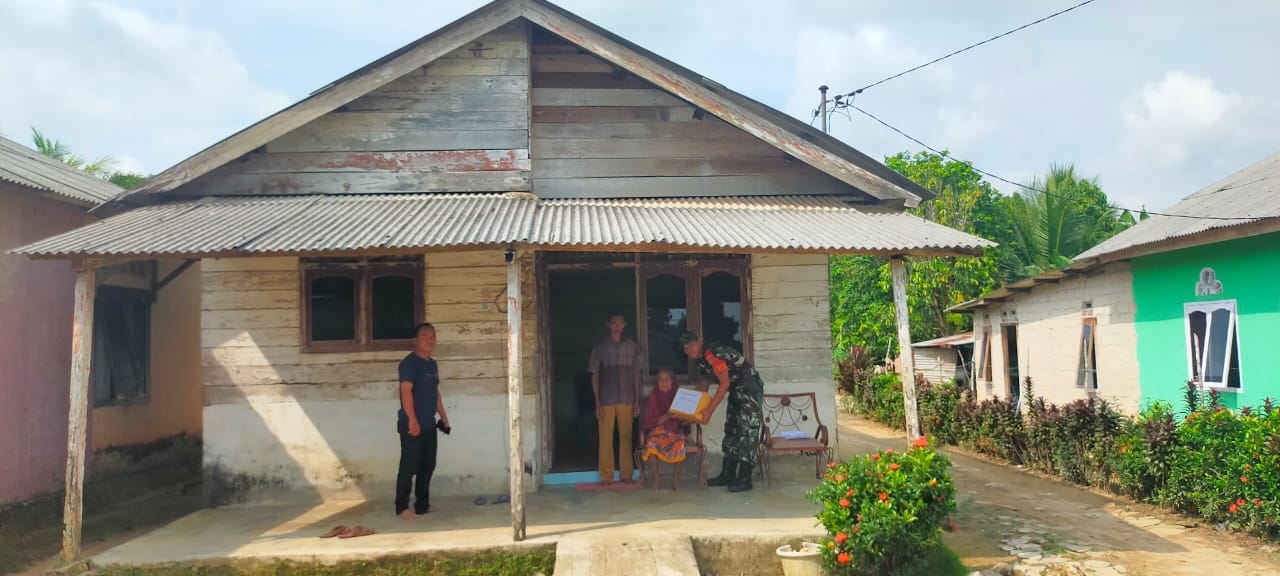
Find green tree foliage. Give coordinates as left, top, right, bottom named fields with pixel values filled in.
left=30, top=127, right=148, bottom=190
left=830, top=153, right=1130, bottom=360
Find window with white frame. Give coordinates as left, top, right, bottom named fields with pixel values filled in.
left=1184, top=300, right=1241, bottom=390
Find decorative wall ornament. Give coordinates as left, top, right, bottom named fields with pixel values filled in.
left=1195, top=267, right=1223, bottom=296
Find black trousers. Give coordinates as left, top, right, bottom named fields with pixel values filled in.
left=395, top=428, right=438, bottom=515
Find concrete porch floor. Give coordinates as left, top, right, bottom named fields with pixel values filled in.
left=92, top=462, right=827, bottom=573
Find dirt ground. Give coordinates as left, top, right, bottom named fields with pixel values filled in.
left=838, top=412, right=1280, bottom=576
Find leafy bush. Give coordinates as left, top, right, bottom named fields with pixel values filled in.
left=809, top=438, right=957, bottom=575
left=834, top=359, right=1280, bottom=539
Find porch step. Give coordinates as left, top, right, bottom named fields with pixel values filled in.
left=554, top=535, right=700, bottom=576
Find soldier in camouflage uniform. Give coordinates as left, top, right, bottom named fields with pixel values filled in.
left=679, top=331, right=763, bottom=492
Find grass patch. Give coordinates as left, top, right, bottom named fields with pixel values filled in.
left=94, top=549, right=556, bottom=576
left=885, top=544, right=969, bottom=576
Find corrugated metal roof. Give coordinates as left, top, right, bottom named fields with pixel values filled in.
left=12, top=194, right=992, bottom=258
left=913, top=332, right=973, bottom=348
left=1075, top=152, right=1280, bottom=261
left=0, top=135, right=122, bottom=206
left=529, top=196, right=991, bottom=252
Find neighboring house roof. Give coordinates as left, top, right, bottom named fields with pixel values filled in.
left=109, top=0, right=933, bottom=209
left=13, top=194, right=993, bottom=259
left=913, top=332, right=973, bottom=348
left=0, top=135, right=121, bottom=206
left=951, top=151, right=1280, bottom=314
left=1074, top=151, right=1280, bottom=262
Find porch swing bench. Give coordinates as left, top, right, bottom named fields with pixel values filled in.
left=756, top=392, right=833, bottom=486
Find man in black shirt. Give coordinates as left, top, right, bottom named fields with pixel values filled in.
left=396, top=322, right=450, bottom=519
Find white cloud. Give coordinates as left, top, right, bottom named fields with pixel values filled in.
left=0, top=0, right=289, bottom=174
left=1120, top=71, right=1241, bottom=167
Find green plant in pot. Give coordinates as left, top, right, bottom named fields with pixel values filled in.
left=807, top=437, right=957, bottom=575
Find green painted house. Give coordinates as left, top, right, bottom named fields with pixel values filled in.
left=1076, top=152, right=1280, bottom=411
left=954, top=152, right=1279, bottom=414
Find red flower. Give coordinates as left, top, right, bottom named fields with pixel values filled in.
left=826, top=542, right=834, bottom=549
left=912, top=436, right=929, bottom=448
left=929, top=479, right=938, bottom=487
left=835, top=532, right=848, bottom=543
left=871, top=453, right=881, bottom=461
left=1241, top=476, right=1249, bottom=483
left=846, top=489, right=855, bottom=497
left=837, top=552, right=851, bottom=564
left=1255, top=499, right=1263, bottom=506
left=888, top=463, right=900, bottom=472
left=1230, top=503, right=1239, bottom=514
left=856, top=514, right=863, bottom=521
left=823, top=473, right=831, bottom=479
left=834, top=474, right=846, bottom=483
left=839, top=498, right=851, bottom=508
left=827, top=461, right=837, bottom=469
left=885, top=449, right=895, bottom=455
left=878, top=492, right=889, bottom=502
left=1119, top=445, right=1128, bottom=453
left=852, top=526, right=861, bottom=533
left=1237, top=499, right=1246, bottom=506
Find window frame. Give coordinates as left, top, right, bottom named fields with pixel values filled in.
left=1183, top=299, right=1242, bottom=391
left=92, top=284, right=153, bottom=407
left=301, top=258, right=424, bottom=354
left=1077, top=317, right=1098, bottom=390
left=636, top=258, right=752, bottom=381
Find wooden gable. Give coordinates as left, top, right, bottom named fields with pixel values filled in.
left=174, top=22, right=868, bottom=202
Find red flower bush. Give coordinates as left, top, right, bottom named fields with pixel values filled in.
left=808, top=438, right=956, bottom=575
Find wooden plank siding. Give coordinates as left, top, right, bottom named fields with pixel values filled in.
left=750, top=254, right=833, bottom=387
left=528, top=30, right=868, bottom=200
left=180, top=22, right=531, bottom=197
left=201, top=251, right=539, bottom=407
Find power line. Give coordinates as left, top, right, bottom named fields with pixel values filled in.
left=843, top=103, right=1252, bottom=222
left=841, top=0, right=1100, bottom=97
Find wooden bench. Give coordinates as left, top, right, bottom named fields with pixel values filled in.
left=757, top=392, right=832, bottom=486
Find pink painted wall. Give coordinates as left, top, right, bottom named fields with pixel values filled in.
left=0, top=183, right=90, bottom=504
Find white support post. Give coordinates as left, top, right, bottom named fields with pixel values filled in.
left=505, top=250, right=527, bottom=542
left=890, top=257, right=921, bottom=440
left=62, top=263, right=96, bottom=560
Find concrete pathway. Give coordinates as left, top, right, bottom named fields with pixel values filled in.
left=553, top=535, right=700, bottom=576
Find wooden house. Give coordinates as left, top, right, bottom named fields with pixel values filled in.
left=14, top=0, right=991, bottom=551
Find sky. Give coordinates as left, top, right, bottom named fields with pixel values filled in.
left=1, top=0, right=1277, bottom=212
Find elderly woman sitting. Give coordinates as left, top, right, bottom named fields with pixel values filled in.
left=640, top=368, right=690, bottom=491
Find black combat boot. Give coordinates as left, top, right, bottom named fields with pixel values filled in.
left=727, top=460, right=754, bottom=493
left=707, top=458, right=739, bottom=487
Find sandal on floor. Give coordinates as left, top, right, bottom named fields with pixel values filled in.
left=338, top=525, right=375, bottom=539
left=319, top=525, right=349, bottom=538
left=474, top=496, right=488, bottom=505
left=492, top=494, right=510, bottom=504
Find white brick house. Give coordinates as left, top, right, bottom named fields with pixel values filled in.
left=956, top=261, right=1141, bottom=413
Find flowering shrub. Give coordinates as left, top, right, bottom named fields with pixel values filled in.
left=808, top=437, right=957, bottom=575
left=837, top=362, right=1280, bottom=539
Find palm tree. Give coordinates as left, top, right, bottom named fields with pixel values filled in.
left=30, top=127, right=113, bottom=176
left=1005, top=164, right=1124, bottom=278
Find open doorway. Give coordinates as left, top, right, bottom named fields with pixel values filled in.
left=1003, top=324, right=1020, bottom=404
left=547, top=267, right=636, bottom=473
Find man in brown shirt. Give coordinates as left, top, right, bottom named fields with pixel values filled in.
left=588, top=309, right=643, bottom=484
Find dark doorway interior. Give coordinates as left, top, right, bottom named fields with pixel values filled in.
left=1003, top=324, right=1020, bottom=404
left=548, top=268, right=637, bottom=473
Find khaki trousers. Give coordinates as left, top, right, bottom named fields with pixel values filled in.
left=598, top=404, right=633, bottom=482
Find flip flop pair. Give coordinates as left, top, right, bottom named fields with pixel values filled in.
left=473, top=495, right=511, bottom=506
left=319, top=525, right=375, bottom=539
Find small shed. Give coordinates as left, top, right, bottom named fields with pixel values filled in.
left=911, top=332, right=972, bottom=385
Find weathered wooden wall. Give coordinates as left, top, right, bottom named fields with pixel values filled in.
left=528, top=29, right=865, bottom=199
left=200, top=251, right=540, bottom=502
left=181, top=22, right=531, bottom=197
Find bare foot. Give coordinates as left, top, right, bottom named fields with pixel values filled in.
left=398, top=509, right=417, bottom=520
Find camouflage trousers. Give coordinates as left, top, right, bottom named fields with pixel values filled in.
left=721, top=374, right=764, bottom=465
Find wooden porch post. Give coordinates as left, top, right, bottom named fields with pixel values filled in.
left=889, top=257, right=921, bottom=440
left=62, top=262, right=96, bottom=560
left=505, top=249, right=527, bottom=541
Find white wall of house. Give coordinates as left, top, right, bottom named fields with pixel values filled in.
left=200, top=251, right=539, bottom=503
left=972, top=262, right=1140, bottom=413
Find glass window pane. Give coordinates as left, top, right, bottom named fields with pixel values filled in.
left=1227, top=327, right=1241, bottom=388
left=371, top=274, right=416, bottom=340
left=701, top=271, right=743, bottom=354
left=1187, top=310, right=1207, bottom=380
left=1205, top=308, right=1231, bottom=383
left=1077, top=323, right=1093, bottom=388
left=646, top=274, right=687, bottom=375
left=311, top=275, right=355, bottom=342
